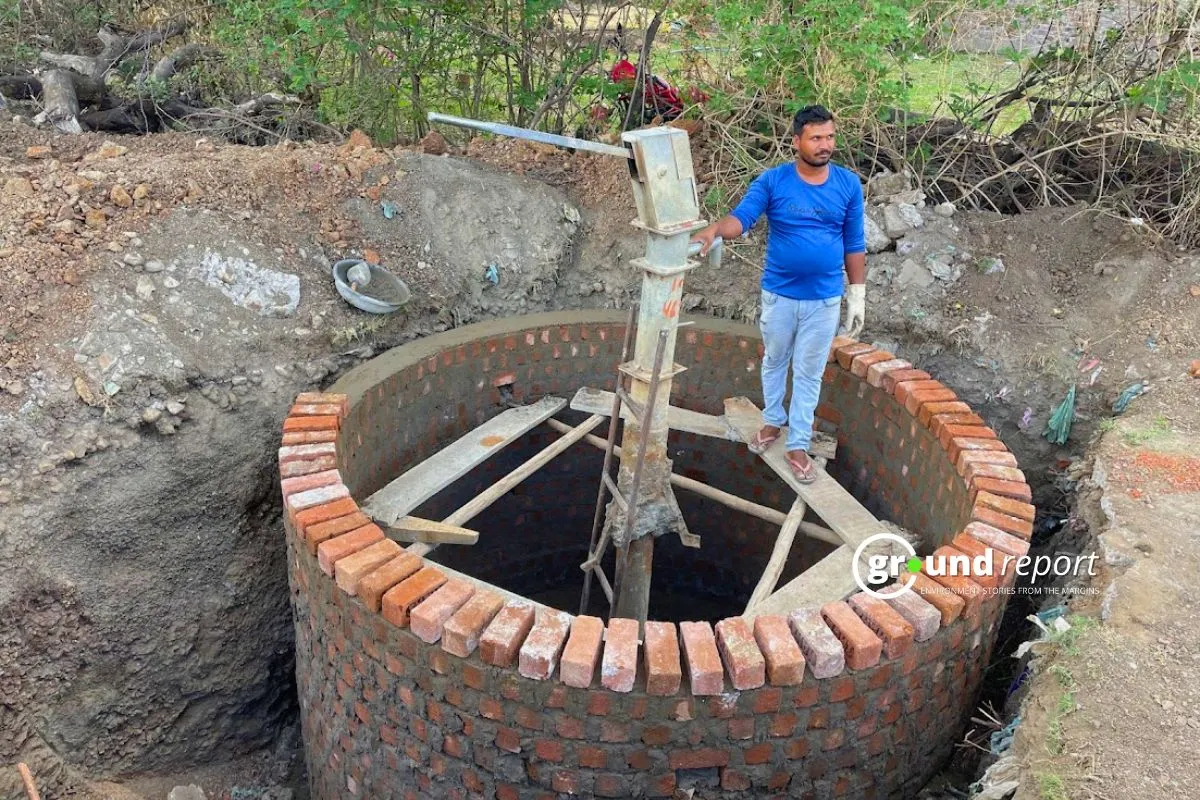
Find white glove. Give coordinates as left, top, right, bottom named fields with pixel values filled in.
left=842, top=283, right=865, bottom=339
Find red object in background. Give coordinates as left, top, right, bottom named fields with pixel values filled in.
left=608, top=58, right=685, bottom=123
left=610, top=58, right=638, bottom=83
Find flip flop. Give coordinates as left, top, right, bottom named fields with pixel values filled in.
left=786, top=451, right=818, bottom=484
left=748, top=427, right=781, bottom=454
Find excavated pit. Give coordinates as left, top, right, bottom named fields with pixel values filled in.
left=285, top=310, right=1025, bottom=799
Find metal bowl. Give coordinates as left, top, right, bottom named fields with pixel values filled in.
left=332, top=258, right=411, bottom=314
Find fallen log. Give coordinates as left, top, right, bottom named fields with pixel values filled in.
left=40, top=69, right=82, bottom=134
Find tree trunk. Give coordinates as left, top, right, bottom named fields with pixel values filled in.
left=149, top=43, right=210, bottom=82
left=41, top=69, right=83, bottom=134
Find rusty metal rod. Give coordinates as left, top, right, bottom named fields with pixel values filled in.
left=18, top=763, right=41, bottom=800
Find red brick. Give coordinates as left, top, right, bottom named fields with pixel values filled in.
left=283, top=414, right=340, bottom=433
left=480, top=602, right=536, bottom=667
left=519, top=609, right=572, bottom=680
left=291, top=496, right=357, bottom=529
left=721, top=769, right=752, bottom=791
left=847, top=593, right=915, bottom=659
left=643, top=621, right=682, bottom=696
left=972, top=503, right=1034, bottom=540
left=560, top=615, right=604, bottom=688
left=586, top=691, right=611, bottom=716
left=850, top=349, right=895, bottom=378
left=279, top=456, right=337, bottom=478
left=752, top=615, right=805, bottom=686
left=495, top=727, right=521, bottom=753
left=927, top=546, right=988, bottom=616
left=289, top=402, right=343, bottom=417
left=280, top=467, right=342, bottom=497
left=281, top=429, right=338, bottom=446
left=929, top=412, right=986, bottom=439
left=951, top=534, right=1007, bottom=589
left=958, top=448, right=1020, bottom=476
left=411, top=578, right=475, bottom=643
left=970, top=477, right=1032, bottom=503
left=358, top=551, right=423, bottom=612
left=715, top=617, right=766, bottom=690
left=278, top=442, right=336, bottom=465
left=744, top=741, right=774, bottom=764
left=916, top=400, right=971, bottom=426
left=910, top=572, right=965, bottom=624
left=286, top=482, right=349, bottom=514
left=884, top=590, right=941, bottom=642
left=964, top=521, right=1030, bottom=558
left=788, top=608, right=845, bottom=679
left=974, top=490, right=1035, bottom=522
left=834, top=342, right=874, bottom=370
left=668, top=748, right=730, bottom=770
left=577, top=744, right=607, bottom=768
left=679, top=621, right=724, bottom=695
left=601, top=617, right=639, bottom=692
left=881, top=368, right=932, bottom=394
left=903, top=387, right=957, bottom=416
left=821, top=601, right=882, bottom=670
left=939, top=422, right=997, bottom=449
left=647, top=773, right=676, bottom=797
left=595, top=774, right=627, bottom=797
left=555, top=714, right=585, bottom=739
left=948, top=435, right=1007, bottom=466
left=827, top=335, right=857, bottom=362
left=965, top=461, right=1026, bottom=486
left=865, top=358, right=911, bottom=388
left=893, top=379, right=944, bottom=407
left=335, top=538, right=402, bottom=594
left=381, top=566, right=447, bottom=628
left=305, top=511, right=370, bottom=553
left=727, top=717, right=754, bottom=740
left=442, top=589, right=504, bottom=657
left=294, top=391, right=348, bottom=415
left=535, top=739, right=564, bottom=763
left=317, top=524, right=384, bottom=575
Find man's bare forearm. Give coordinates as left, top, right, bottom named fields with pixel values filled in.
left=710, top=215, right=744, bottom=240
left=844, top=251, right=865, bottom=285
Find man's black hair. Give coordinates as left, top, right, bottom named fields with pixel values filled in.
left=793, top=105, right=834, bottom=135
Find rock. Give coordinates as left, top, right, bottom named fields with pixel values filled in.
left=928, top=258, right=960, bottom=282
left=4, top=177, right=34, bottom=197
left=895, top=258, right=935, bottom=290
left=934, top=202, right=956, bottom=217
left=867, top=262, right=894, bottom=287
left=974, top=781, right=1019, bottom=800
left=136, top=276, right=155, bottom=301
left=163, top=276, right=180, bottom=289
left=91, top=141, right=128, bottom=160
left=896, top=203, right=925, bottom=229
left=144, top=260, right=165, bottom=273
left=420, top=130, right=448, bottom=155
left=981, top=257, right=1006, bottom=275
left=142, top=407, right=163, bottom=424
left=26, top=145, right=52, bottom=159
left=84, top=208, right=107, bottom=229
left=867, top=169, right=910, bottom=199
left=864, top=209, right=890, bottom=253
left=123, top=252, right=144, bottom=267
left=167, top=786, right=206, bottom=800
left=63, top=269, right=80, bottom=286
left=882, top=204, right=915, bottom=239
left=166, top=400, right=186, bottom=415
left=195, top=250, right=301, bottom=317
left=110, top=185, right=133, bottom=208
left=1189, top=359, right=1199, bottom=378
left=4, top=381, right=25, bottom=396
left=132, top=183, right=150, bottom=201
left=341, top=129, right=373, bottom=153
left=0, top=248, right=14, bottom=258
left=889, top=189, right=925, bottom=206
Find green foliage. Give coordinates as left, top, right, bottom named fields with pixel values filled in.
left=1038, top=772, right=1069, bottom=800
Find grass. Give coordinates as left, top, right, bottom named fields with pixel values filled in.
left=1122, top=415, right=1172, bottom=446
left=1038, top=772, right=1070, bottom=800
left=899, top=52, right=1029, bottom=134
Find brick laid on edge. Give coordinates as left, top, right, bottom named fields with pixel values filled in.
left=281, top=429, right=338, bottom=446
left=480, top=602, right=536, bottom=668
left=559, top=615, right=604, bottom=688
left=286, top=482, right=350, bottom=513
left=951, top=533, right=1007, bottom=589
left=958, top=449, right=1020, bottom=477
left=679, top=621, right=724, bottom=696
left=294, top=391, right=348, bottom=416
left=282, top=415, right=340, bottom=433
left=643, top=620, right=682, bottom=696
left=380, top=566, right=447, bottom=628
left=358, top=551, right=423, bottom=613
left=443, top=589, right=505, bottom=658
left=334, top=538, right=402, bottom=595
left=519, top=608, right=572, bottom=680
left=305, top=511, right=371, bottom=553
left=973, top=491, right=1036, bottom=523
left=964, top=521, right=1030, bottom=558
left=292, top=497, right=357, bottom=529
left=884, top=590, right=941, bottom=642
left=601, top=617, right=639, bottom=693
left=787, top=608, right=845, bottom=679
left=821, top=601, right=883, bottom=670
left=715, top=617, right=766, bottom=690
left=280, top=468, right=341, bottom=497
left=278, top=442, right=336, bottom=464
left=752, top=615, right=805, bottom=686
left=910, top=572, right=966, bottom=625
left=279, top=456, right=338, bottom=478
left=410, top=578, right=476, bottom=643
left=881, top=368, right=931, bottom=395
left=847, top=593, right=915, bottom=659
left=865, top=358, right=912, bottom=388
left=926, top=547, right=988, bottom=616
left=971, top=503, right=1034, bottom=541
left=316, top=524, right=384, bottom=576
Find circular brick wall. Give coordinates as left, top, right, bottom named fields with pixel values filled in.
left=280, top=311, right=1034, bottom=799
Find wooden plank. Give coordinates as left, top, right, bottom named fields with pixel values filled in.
left=363, top=396, right=566, bottom=526
left=571, top=386, right=737, bottom=441
left=744, top=497, right=808, bottom=613
left=408, top=414, right=607, bottom=558
left=724, top=397, right=881, bottom=547
left=388, top=516, right=479, bottom=545
left=744, top=545, right=859, bottom=619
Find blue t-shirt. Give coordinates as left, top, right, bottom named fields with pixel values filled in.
left=729, top=162, right=865, bottom=301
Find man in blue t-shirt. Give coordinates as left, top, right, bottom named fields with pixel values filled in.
left=691, top=105, right=866, bottom=483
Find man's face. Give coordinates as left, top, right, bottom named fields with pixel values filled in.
left=793, top=121, right=836, bottom=168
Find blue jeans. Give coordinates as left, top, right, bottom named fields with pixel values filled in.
left=759, top=289, right=842, bottom=452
